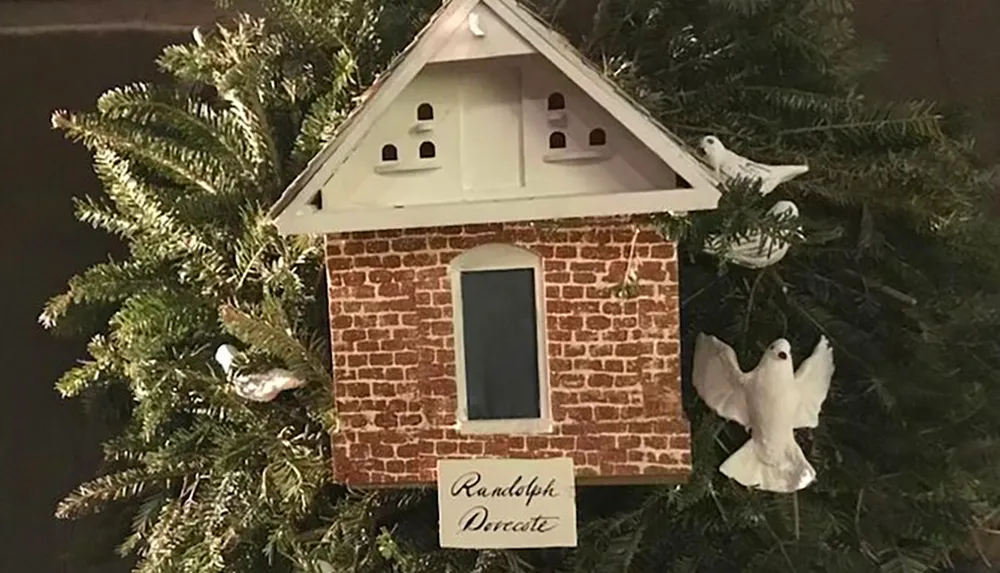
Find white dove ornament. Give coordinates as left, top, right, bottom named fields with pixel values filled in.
left=692, top=334, right=834, bottom=493
left=699, top=136, right=809, bottom=196
left=214, top=344, right=307, bottom=402
left=703, top=200, right=801, bottom=269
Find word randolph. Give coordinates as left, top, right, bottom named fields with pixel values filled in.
left=449, top=471, right=562, bottom=534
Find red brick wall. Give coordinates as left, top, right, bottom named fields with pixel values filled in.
left=324, top=216, right=690, bottom=486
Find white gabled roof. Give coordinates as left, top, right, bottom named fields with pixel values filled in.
left=268, top=0, right=722, bottom=235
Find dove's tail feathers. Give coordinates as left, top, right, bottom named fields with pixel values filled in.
left=757, top=164, right=809, bottom=196
left=719, top=439, right=816, bottom=493
left=773, top=164, right=810, bottom=183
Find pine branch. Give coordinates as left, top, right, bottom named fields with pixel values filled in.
left=39, top=259, right=165, bottom=330
left=56, top=360, right=107, bottom=398
left=96, top=83, right=258, bottom=177
left=708, top=0, right=773, bottom=16
left=290, top=51, right=355, bottom=170
left=56, top=465, right=198, bottom=520
left=219, top=297, right=330, bottom=383
left=53, top=111, right=239, bottom=196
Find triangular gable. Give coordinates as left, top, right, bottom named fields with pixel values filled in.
left=269, top=0, right=722, bottom=235
left=430, top=1, right=535, bottom=63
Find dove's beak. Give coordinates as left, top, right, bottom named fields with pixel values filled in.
left=777, top=351, right=788, bottom=360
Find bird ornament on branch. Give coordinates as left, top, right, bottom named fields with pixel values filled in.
left=697, top=136, right=809, bottom=269
left=699, top=136, right=810, bottom=196
left=703, top=200, right=802, bottom=269
left=215, top=344, right=307, bottom=402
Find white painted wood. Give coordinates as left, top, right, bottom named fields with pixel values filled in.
left=518, top=56, right=676, bottom=194
left=449, top=244, right=553, bottom=435
left=430, top=3, right=536, bottom=63
left=319, top=55, right=687, bottom=212
left=543, top=149, right=610, bottom=163
left=481, top=0, right=720, bottom=193
left=275, top=186, right=714, bottom=235
left=372, top=161, right=442, bottom=174
left=270, top=0, right=723, bottom=235
left=273, top=0, right=484, bottom=221
left=458, top=63, right=525, bottom=191
left=331, top=64, right=463, bottom=208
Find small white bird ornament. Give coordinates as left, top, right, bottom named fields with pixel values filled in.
left=467, top=12, right=486, bottom=37
left=703, top=200, right=801, bottom=269
left=192, top=26, right=205, bottom=47
left=692, top=334, right=835, bottom=493
left=699, top=136, right=810, bottom=196
left=214, top=344, right=307, bottom=402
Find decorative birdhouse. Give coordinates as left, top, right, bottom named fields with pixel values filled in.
left=269, top=0, right=723, bottom=488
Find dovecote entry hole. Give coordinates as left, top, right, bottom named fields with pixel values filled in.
left=547, top=92, right=565, bottom=111
left=588, top=128, right=606, bottom=146
left=548, top=132, right=566, bottom=149
left=419, top=141, right=437, bottom=158
left=381, top=144, right=399, bottom=162
left=417, top=102, right=434, bottom=121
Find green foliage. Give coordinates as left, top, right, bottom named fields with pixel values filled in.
left=43, top=0, right=1000, bottom=571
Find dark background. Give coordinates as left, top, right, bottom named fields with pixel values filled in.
left=1, top=1, right=998, bottom=572
left=0, top=31, right=186, bottom=573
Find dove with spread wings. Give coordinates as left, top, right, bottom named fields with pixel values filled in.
left=692, top=334, right=835, bottom=493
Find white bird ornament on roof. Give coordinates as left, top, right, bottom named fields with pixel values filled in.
left=215, top=344, right=307, bottom=402
left=703, top=200, right=801, bottom=269
left=692, top=334, right=835, bottom=493
left=700, top=136, right=810, bottom=196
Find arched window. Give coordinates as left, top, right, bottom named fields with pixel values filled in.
left=547, top=92, right=565, bottom=111
left=380, top=144, right=398, bottom=162
left=588, top=128, right=607, bottom=147
left=548, top=132, right=567, bottom=149
left=417, top=102, right=434, bottom=121
left=419, top=141, right=436, bottom=159
left=449, top=244, right=550, bottom=434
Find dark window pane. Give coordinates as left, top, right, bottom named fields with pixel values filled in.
left=459, top=268, right=541, bottom=420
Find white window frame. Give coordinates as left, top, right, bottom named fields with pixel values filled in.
left=449, top=243, right=552, bottom=435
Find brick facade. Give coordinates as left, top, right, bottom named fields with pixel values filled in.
left=324, top=216, right=691, bottom=486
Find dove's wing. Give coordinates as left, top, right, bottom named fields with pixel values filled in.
left=232, top=369, right=303, bottom=402
left=725, top=243, right=790, bottom=269
left=717, top=151, right=770, bottom=181
left=693, top=334, right=752, bottom=427
left=704, top=231, right=792, bottom=269
left=793, top=336, right=835, bottom=428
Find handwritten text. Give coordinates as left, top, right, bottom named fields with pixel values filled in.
left=450, top=471, right=559, bottom=508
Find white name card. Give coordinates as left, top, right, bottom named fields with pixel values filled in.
left=437, top=457, right=578, bottom=549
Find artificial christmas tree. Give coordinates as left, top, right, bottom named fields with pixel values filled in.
left=41, top=0, right=1000, bottom=572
